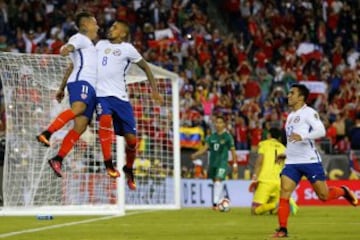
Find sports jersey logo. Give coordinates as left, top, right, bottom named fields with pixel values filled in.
left=105, top=48, right=111, bottom=54
left=113, top=49, right=121, bottom=56
left=96, top=103, right=103, bottom=114
left=81, top=93, right=88, bottom=99
left=294, top=116, right=300, bottom=123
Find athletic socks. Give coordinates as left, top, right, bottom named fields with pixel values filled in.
left=213, top=181, right=223, bottom=206
left=278, top=198, right=290, bottom=228
left=99, top=115, right=113, bottom=161
left=327, top=186, right=345, bottom=200
left=47, top=109, right=76, bottom=133
left=58, top=129, right=81, bottom=158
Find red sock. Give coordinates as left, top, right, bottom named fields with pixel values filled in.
left=48, top=109, right=76, bottom=133
left=126, top=137, right=137, bottom=168
left=278, top=198, right=290, bottom=228
left=58, top=129, right=81, bottom=158
left=99, top=115, right=113, bottom=161
left=327, top=187, right=345, bottom=200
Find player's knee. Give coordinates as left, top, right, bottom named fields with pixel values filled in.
left=317, top=192, right=328, bottom=201
left=251, top=207, right=259, bottom=215
left=71, top=102, right=87, bottom=116
left=126, top=136, right=137, bottom=151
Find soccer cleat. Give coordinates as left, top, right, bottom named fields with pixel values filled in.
left=272, top=228, right=288, bottom=238
left=341, top=186, right=358, bottom=206
left=106, top=167, right=120, bottom=178
left=122, top=165, right=136, bottom=190
left=212, top=205, right=219, bottom=211
left=48, top=158, right=63, bottom=177
left=36, top=131, right=51, bottom=147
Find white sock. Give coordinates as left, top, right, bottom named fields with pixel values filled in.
left=213, top=181, right=223, bottom=205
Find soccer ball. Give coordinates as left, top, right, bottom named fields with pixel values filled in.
left=218, top=198, right=231, bottom=212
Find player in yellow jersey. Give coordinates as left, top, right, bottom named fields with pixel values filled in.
left=250, top=128, right=298, bottom=215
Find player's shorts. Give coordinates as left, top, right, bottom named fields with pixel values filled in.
left=208, top=166, right=227, bottom=180
left=252, top=181, right=280, bottom=205
left=67, top=81, right=96, bottom=119
left=281, top=162, right=326, bottom=184
left=96, top=96, right=136, bottom=136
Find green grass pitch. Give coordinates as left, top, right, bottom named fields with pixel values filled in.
left=0, top=207, right=359, bottom=240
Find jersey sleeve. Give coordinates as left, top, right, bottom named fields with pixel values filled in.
left=205, top=136, right=210, bottom=146
left=301, top=108, right=326, bottom=140
left=68, top=34, right=88, bottom=50
left=126, top=43, right=142, bottom=63
left=257, top=141, right=265, bottom=154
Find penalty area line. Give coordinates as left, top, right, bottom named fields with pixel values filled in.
left=0, top=210, right=155, bottom=239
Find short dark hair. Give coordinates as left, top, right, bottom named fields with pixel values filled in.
left=75, top=11, right=93, bottom=29
left=291, top=83, right=310, bottom=101
left=215, top=115, right=225, bottom=122
left=114, top=20, right=130, bottom=39
left=269, top=128, right=282, bottom=140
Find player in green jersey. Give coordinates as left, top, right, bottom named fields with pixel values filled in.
left=191, top=115, right=237, bottom=210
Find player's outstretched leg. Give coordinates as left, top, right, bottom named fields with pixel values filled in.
left=48, top=156, right=63, bottom=177
left=341, top=186, right=358, bottom=206
left=123, top=165, right=136, bottom=190
left=36, top=130, right=52, bottom=147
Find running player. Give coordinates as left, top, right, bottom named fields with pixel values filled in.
left=37, top=12, right=98, bottom=177
left=95, top=20, right=163, bottom=190
left=273, top=84, right=358, bottom=238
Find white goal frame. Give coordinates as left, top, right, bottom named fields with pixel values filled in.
left=0, top=52, right=180, bottom=216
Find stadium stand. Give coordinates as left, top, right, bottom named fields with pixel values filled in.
left=0, top=0, right=359, bottom=180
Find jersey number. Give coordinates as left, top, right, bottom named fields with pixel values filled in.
left=102, top=56, right=108, bottom=66
left=213, top=143, right=220, bottom=151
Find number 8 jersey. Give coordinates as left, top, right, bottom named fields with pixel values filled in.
left=96, top=40, right=142, bottom=101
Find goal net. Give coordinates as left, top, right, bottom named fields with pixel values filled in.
left=0, top=52, right=180, bottom=215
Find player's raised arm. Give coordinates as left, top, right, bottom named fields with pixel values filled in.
left=136, top=59, right=164, bottom=105
left=56, top=62, right=73, bottom=103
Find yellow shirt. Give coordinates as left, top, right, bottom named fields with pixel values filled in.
left=134, top=158, right=151, bottom=177
left=257, top=139, right=286, bottom=183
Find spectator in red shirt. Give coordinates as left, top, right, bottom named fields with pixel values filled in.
left=234, top=115, right=249, bottom=150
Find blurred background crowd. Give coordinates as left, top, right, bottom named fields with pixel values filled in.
left=0, top=0, right=359, bottom=179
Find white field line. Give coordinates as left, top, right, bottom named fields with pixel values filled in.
left=0, top=210, right=155, bottom=239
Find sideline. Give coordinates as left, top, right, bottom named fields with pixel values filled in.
left=0, top=210, right=155, bottom=239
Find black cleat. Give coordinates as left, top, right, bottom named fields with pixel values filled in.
left=122, top=165, right=136, bottom=190
left=36, top=131, right=51, bottom=147
left=341, top=186, right=358, bottom=206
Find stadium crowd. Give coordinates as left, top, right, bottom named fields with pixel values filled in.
left=0, top=0, right=359, bottom=175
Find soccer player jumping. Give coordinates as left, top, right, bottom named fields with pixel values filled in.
left=95, top=20, right=163, bottom=190
left=37, top=12, right=98, bottom=177
left=273, top=84, right=358, bottom=238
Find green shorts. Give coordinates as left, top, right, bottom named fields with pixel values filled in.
left=208, top=166, right=227, bottom=180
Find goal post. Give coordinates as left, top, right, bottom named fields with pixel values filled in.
left=0, top=52, right=180, bottom=215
